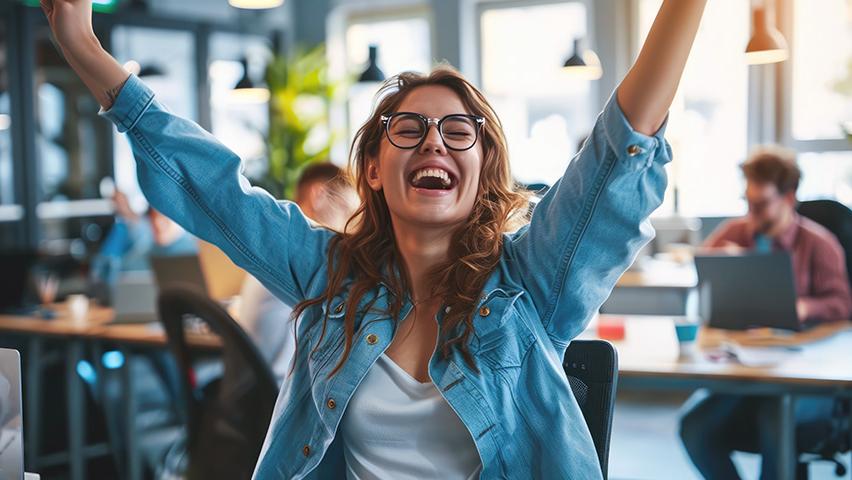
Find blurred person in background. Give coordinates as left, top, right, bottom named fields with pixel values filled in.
left=89, top=189, right=197, bottom=303
left=238, top=162, right=359, bottom=383
left=680, top=146, right=851, bottom=480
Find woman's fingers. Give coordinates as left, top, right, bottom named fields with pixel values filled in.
left=39, top=0, right=53, bottom=17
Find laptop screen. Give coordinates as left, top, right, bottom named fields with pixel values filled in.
left=0, top=348, right=23, bottom=479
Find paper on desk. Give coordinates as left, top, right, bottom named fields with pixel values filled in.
left=721, top=341, right=801, bottom=367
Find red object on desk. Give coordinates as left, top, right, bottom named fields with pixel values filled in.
left=597, top=316, right=626, bottom=341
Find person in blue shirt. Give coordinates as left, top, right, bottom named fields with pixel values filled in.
left=44, top=0, right=707, bottom=477
left=90, top=189, right=197, bottom=303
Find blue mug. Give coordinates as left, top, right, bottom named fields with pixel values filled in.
left=674, top=322, right=699, bottom=343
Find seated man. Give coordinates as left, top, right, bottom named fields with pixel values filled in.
left=679, top=146, right=852, bottom=479
left=238, top=163, right=359, bottom=383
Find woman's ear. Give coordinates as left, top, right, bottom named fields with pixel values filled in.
left=366, top=160, right=382, bottom=191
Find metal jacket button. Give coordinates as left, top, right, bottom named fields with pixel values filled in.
left=627, top=144, right=643, bottom=157
left=326, top=398, right=336, bottom=409
left=479, top=306, right=491, bottom=317
left=303, top=445, right=311, bottom=456
left=366, top=333, right=379, bottom=345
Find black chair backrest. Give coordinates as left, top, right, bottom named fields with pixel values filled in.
left=795, top=200, right=852, bottom=473
left=158, top=286, right=278, bottom=480
left=797, top=199, right=852, bottom=285
left=563, top=340, right=619, bottom=480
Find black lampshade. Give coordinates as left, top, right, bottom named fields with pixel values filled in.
left=231, top=56, right=270, bottom=104
left=563, top=39, right=587, bottom=68
left=235, top=57, right=256, bottom=89
left=358, top=45, right=385, bottom=83
left=138, top=64, right=165, bottom=77
left=562, top=38, right=602, bottom=80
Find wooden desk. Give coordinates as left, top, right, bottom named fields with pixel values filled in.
left=582, top=315, right=852, bottom=480
left=0, top=303, right=219, bottom=347
left=0, top=304, right=219, bottom=480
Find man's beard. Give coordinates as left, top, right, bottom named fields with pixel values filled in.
left=754, top=217, right=776, bottom=235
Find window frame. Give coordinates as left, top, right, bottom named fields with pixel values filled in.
left=776, top=0, right=851, bottom=153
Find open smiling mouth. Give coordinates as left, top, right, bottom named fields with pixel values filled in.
left=408, top=167, right=458, bottom=191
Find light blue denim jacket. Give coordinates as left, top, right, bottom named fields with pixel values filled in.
left=102, top=75, right=670, bottom=479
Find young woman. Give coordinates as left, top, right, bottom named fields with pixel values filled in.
left=42, top=0, right=707, bottom=478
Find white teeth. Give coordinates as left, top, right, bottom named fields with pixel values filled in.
left=412, top=167, right=452, bottom=186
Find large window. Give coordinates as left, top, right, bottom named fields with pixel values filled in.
left=790, top=0, right=851, bottom=141
left=111, top=26, right=196, bottom=214
left=636, top=0, right=750, bottom=216
left=479, top=1, right=595, bottom=187
left=34, top=25, right=113, bottom=205
left=783, top=0, right=852, bottom=206
left=798, top=151, right=852, bottom=204
left=208, top=33, right=270, bottom=180
left=33, top=24, right=114, bottom=245
left=342, top=11, right=432, bottom=145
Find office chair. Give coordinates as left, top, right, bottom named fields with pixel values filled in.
left=563, top=340, right=619, bottom=480
left=798, top=200, right=852, bottom=284
left=158, top=287, right=278, bottom=480
left=795, top=199, right=852, bottom=478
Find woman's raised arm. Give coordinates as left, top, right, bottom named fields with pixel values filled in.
left=41, top=0, right=131, bottom=109
left=40, top=0, right=332, bottom=306
left=507, top=0, right=707, bottom=346
left=617, top=0, right=708, bottom=135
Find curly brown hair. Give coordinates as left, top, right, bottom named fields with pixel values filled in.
left=290, top=65, right=531, bottom=377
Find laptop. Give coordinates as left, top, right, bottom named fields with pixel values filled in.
left=694, top=252, right=803, bottom=331
left=0, top=349, right=23, bottom=480
left=111, top=272, right=159, bottom=324
left=0, top=252, right=38, bottom=314
left=150, top=255, right=209, bottom=296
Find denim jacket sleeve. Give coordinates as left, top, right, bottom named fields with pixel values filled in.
left=100, top=75, right=330, bottom=306
left=505, top=91, right=671, bottom=348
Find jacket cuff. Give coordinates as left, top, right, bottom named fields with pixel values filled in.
left=99, top=74, right=155, bottom=133
left=601, top=90, right=671, bottom=166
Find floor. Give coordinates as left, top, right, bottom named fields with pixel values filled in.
left=609, top=389, right=849, bottom=480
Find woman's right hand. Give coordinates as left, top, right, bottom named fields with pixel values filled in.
left=40, top=0, right=99, bottom=56
left=39, top=0, right=129, bottom=108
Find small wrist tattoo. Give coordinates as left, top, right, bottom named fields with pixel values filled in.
left=105, top=79, right=128, bottom=107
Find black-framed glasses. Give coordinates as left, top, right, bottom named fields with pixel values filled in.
left=380, top=112, right=485, bottom=151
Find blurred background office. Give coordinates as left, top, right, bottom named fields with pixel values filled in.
left=0, top=0, right=850, bottom=479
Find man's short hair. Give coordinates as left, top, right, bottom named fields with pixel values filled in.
left=297, top=163, right=345, bottom=191
left=741, top=145, right=801, bottom=195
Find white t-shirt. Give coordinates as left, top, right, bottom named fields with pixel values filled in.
left=341, top=354, right=482, bottom=480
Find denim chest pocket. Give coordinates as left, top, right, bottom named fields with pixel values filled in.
left=307, top=297, right=348, bottom=371
left=310, top=289, right=384, bottom=369
left=470, top=290, right=535, bottom=370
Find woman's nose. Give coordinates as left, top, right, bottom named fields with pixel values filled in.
left=419, top=125, right=446, bottom=155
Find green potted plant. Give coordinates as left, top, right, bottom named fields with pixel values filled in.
left=259, top=44, right=339, bottom=199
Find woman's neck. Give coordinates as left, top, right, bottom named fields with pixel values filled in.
left=392, top=219, right=454, bottom=303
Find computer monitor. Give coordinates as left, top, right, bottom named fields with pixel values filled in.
left=111, top=271, right=159, bottom=324
left=694, top=252, right=802, bottom=331
left=150, top=255, right=209, bottom=296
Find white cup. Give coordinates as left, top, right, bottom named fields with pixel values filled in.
left=67, top=294, right=90, bottom=324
